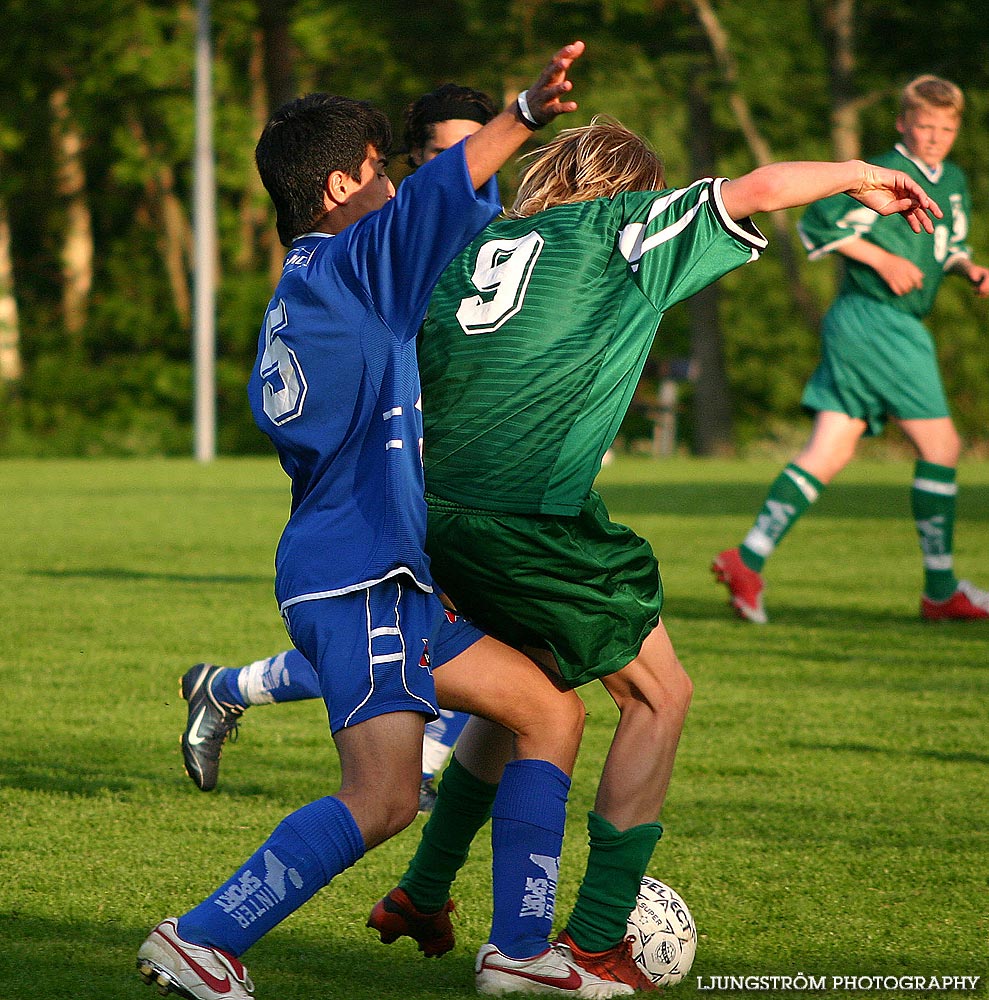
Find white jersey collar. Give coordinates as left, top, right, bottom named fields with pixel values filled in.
left=895, top=143, right=943, bottom=184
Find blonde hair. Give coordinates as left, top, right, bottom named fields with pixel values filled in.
left=508, top=116, right=666, bottom=219
left=900, top=75, right=964, bottom=118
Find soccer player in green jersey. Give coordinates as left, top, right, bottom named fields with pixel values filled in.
left=714, top=75, right=989, bottom=625
left=367, top=117, right=940, bottom=992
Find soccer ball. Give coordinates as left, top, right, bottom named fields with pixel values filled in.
left=625, top=876, right=697, bottom=986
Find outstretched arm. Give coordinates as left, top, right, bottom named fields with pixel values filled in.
left=721, top=160, right=943, bottom=233
left=462, top=41, right=585, bottom=190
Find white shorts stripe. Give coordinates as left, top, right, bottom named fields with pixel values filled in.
left=370, top=652, right=405, bottom=665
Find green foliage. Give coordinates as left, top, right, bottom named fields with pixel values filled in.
left=3, top=1, right=989, bottom=455
left=1, top=456, right=987, bottom=998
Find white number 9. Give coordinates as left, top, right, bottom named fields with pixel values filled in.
left=455, top=232, right=544, bottom=335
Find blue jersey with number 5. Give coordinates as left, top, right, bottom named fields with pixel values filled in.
left=247, top=146, right=501, bottom=611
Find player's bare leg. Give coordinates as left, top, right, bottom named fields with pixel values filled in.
left=446, top=714, right=516, bottom=784
left=897, top=415, right=960, bottom=467
left=554, top=620, right=690, bottom=992
left=593, top=621, right=692, bottom=829
left=333, top=711, right=426, bottom=848
left=432, top=635, right=583, bottom=770
left=793, top=409, right=867, bottom=484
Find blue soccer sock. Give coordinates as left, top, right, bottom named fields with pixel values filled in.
left=488, top=759, right=570, bottom=960
left=178, top=795, right=364, bottom=956
left=211, top=649, right=322, bottom=708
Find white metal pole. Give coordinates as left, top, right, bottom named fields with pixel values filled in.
left=193, top=0, right=217, bottom=462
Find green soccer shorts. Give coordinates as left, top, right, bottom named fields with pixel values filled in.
left=424, top=489, right=662, bottom=688
left=801, top=293, right=951, bottom=436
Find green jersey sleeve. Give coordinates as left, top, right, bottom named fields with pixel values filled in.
left=617, top=177, right=767, bottom=308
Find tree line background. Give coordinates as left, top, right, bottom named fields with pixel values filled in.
left=2, top=0, right=988, bottom=458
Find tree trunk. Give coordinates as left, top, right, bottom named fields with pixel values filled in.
left=236, top=29, right=276, bottom=275
left=812, top=0, right=860, bottom=160
left=50, top=85, right=94, bottom=345
left=128, top=116, right=194, bottom=327
left=256, top=3, right=296, bottom=282
left=689, top=0, right=821, bottom=332
left=686, top=63, right=734, bottom=456
left=257, top=0, right=297, bottom=112
left=0, top=186, right=23, bottom=382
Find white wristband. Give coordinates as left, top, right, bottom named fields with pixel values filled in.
left=516, top=90, right=542, bottom=130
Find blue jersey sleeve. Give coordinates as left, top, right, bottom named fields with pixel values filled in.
left=338, top=143, right=501, bottom=343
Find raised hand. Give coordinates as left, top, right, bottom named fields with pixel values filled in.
left=516, top=41, right=585, bottom=129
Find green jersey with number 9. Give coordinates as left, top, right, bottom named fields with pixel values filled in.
left=798, top=144, right=972, bottom=318
left=419, top=179, right=767, bottom=515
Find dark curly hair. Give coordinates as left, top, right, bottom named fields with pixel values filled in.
left=256, top=93, right=392, bottom=247
left=402, top=84, right=497, bottom=167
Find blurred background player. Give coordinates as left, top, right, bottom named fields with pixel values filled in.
left=713, top=74, right=989, bottom=625
left=179, top=83, right=499, bottom=810
left=367, top=119, right=940, bottom=993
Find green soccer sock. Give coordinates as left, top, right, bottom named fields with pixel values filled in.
left=398, top=754, right=498, bottom=913
left=563, top=811, right=663, bottom=953
left=912, top=460, right=958, bottom=601
left=740, top=463, right=823, bottom=571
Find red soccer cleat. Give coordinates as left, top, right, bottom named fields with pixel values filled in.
left=554, top=931, right=657, bottom=992
left=712, top=547, right=768, bottom=624
left=366, top=887, right=456, bottom=957
left=921, top=580, right=989, bottom=621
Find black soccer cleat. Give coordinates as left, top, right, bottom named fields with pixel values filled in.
left=418, top=776, right=438, bottom=814
left=180, top=663, right=244, bottom=792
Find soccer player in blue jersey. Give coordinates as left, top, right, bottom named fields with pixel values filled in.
left=137, top=41, right=634, bottom=1000
left=713, top=75, right=989, bottom=624
left=178, top=85, right=501, bottom=811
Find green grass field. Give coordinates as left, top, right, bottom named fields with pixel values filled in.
left=1, top=456, right=986, bottom=1000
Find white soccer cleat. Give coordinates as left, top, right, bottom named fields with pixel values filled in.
left=137, top=918, right=254, bottom=999
left=476, top=941, right=634, bottom=997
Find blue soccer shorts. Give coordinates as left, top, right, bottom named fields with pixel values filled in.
left=282, top=575, right=483, bottom=733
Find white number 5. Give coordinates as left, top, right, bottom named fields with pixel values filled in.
left=455, top=232, right=544, bottom=335
left=260, top=299, right=308, bottom=425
